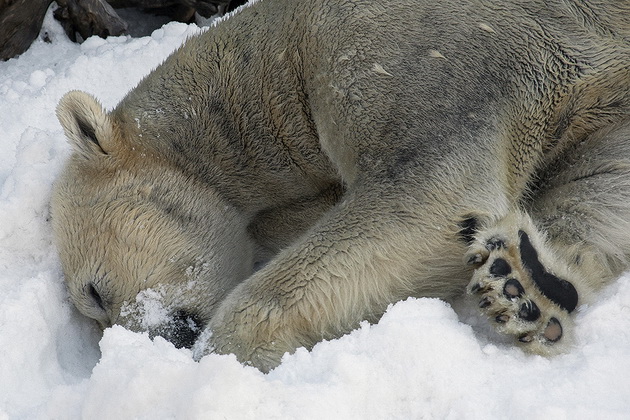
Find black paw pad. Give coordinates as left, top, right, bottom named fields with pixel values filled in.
left=503, top=278, right=524, bottom=299
left=543, top=317, right=563, bottom=342
left=518, top=231, right=579, bottom=313
left=518, top=300, right=541, bottom=322
left=490, top=258, right=512, bottom=277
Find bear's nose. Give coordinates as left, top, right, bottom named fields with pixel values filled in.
left=149, top=310, right=204, bottom=349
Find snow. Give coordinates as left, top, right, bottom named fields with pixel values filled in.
left=2, top=7, right=630, bottom=420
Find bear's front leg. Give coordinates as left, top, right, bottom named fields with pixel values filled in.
left=199, top=185, right=460, bottom=372
left=201, top=264, right=324, bottom=371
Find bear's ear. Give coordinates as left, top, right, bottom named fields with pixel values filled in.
left=56, top=90, right=117, bottom=157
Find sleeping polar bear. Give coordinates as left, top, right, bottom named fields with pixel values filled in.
left=52, top=0, right=630, bottom=372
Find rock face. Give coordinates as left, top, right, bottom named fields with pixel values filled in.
left=0, top=0, right=52, bottom=61
left=0, top=0, right=244, bottom=60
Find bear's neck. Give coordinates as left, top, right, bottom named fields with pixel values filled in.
left=113, top=1, right=336, bottom=212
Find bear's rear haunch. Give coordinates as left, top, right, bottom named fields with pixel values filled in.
left=51, top=0, right=630, bottom=372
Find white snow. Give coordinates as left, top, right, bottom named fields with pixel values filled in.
left=1, top=7, right=630, bottom=420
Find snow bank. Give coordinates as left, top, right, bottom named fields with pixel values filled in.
left=1, top=8, right=629, bottom=420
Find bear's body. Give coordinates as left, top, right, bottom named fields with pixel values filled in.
left=53, top=0, right=630, bottom=371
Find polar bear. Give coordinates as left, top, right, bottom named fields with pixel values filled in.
left=52, top=0, right=630, bottom=372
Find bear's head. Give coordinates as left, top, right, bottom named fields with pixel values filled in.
left=52, top=91, right=253, bottom=348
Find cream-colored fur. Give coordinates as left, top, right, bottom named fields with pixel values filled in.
left=52, top=0, right=630, bottom=372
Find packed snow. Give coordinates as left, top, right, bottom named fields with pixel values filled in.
left=1, top=6, right=630, bottom=420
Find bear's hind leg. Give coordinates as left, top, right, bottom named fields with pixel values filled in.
left=529, top=118, right=630, bottom=293
left=467, top=118, right=630, bottom=353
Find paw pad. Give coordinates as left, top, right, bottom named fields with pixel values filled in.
left=503, top=278, right=524, bottom=299
left=518, top=300, right=541, bottom=322
left=543, top=318, right=563, bottom=342
left=466, top=221, right=578, bottom=353
left=490, top=258, right=512, bottom=277
left=519, top=231, right=578, bottom=313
